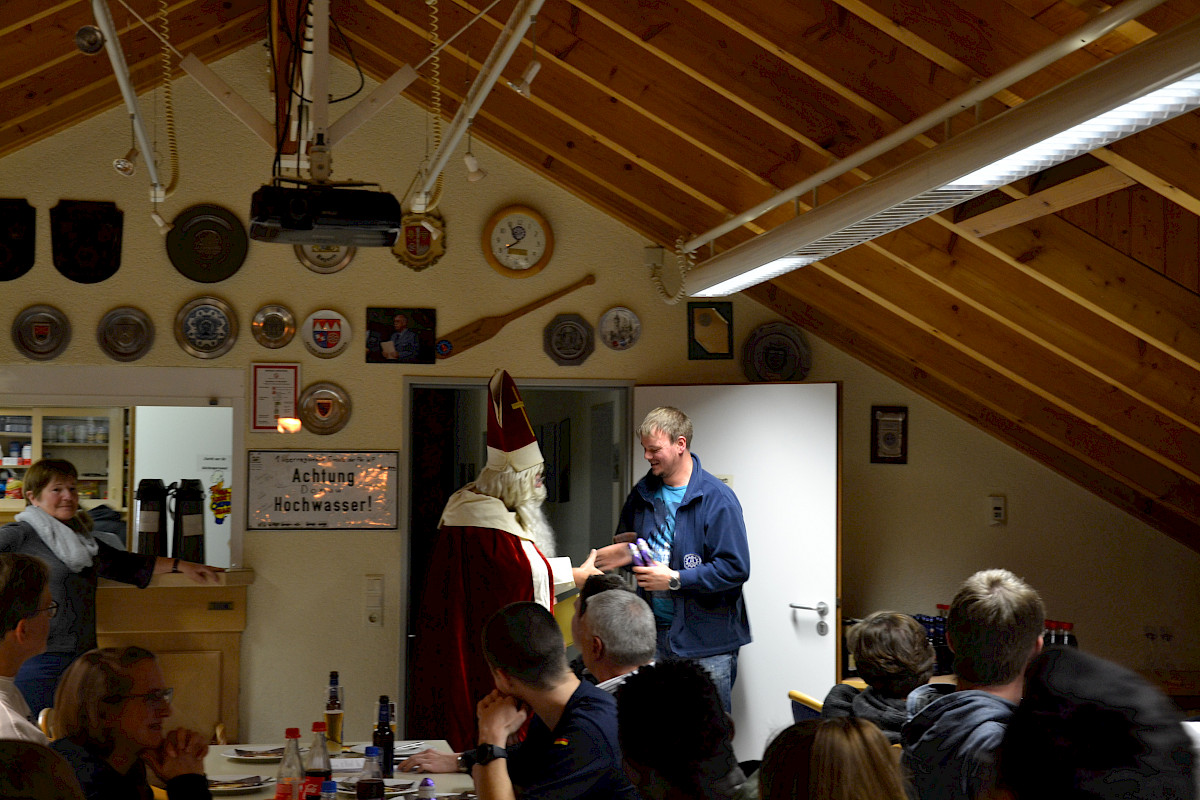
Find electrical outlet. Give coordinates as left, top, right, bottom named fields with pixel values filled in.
left=988, top=495, right=1006, bottom=525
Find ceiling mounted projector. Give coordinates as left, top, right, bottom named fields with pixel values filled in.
left=249, top=184, right=403, bottom=247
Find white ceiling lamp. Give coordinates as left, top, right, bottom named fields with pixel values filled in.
left=685, top=7, right=1200, bottom=298
left=464, top=121, right=488, bottom=182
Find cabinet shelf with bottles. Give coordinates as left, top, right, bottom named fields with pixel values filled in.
left=0, top=407, right=126, bottom=516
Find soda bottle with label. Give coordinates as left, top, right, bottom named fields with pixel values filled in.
left=274, top=727, right=304, bottom=800
left=300, top=721, right=332, bottom=800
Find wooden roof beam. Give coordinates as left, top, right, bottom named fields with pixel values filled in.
left=955, top=164, right=1136, bottom=236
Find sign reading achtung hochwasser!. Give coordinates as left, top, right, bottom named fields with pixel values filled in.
left=246, top=450, right=398, bottom=529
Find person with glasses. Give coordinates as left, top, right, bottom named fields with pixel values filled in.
left=51, top=646, right=211, bottom=800
left=0, top=552, right=56, bottom=743
left=0, top=459, right=223, bottom=718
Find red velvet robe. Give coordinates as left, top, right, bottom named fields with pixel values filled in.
left=408, top=524, right=552, bottom=751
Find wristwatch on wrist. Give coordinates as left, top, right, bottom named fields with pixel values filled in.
left=473, top=744, right=508, bottom=766
left=668, top=571, right=682, bottom=591
left=457, top=751, right=474, bottom=773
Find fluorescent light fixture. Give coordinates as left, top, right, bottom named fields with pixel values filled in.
left=687, top=15, right=1200, bottom=297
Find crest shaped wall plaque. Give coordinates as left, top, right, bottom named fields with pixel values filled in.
left=50, top=200, right=123, bottom=283
left=392, top=211, right=445, bottom=271
left=0, top=199, right=36, bottom=281
left=175, top=296, right=237, bottom=359
left=12, top=304, right=70, bottom=360
left=298, top=381, right=351, bottom=434
left=97, top=306, right=154, bottom=362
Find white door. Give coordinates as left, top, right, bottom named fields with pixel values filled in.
left=633, top=383, right=839, bottom=762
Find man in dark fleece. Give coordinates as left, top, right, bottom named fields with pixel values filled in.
left=823, top=611, right=935, bottom=744
left=902, top=569, right=1044, bottom=800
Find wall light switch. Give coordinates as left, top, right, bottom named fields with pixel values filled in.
left=988, top=495, right=1007, bottom=526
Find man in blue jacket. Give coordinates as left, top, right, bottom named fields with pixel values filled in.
left=594, top=406, right=751, bottom=711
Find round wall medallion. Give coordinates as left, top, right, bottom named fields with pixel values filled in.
left=175, top=296, right=237, bottom=359
left=543, top=313, right=594, bottom=366
left=300, top=308, right=351, bottom=358
left=166, top=204, right=248, bottom=283
left=295, top=243, right=356, bottom=274
left=598, top=306, right=641, bottom=351
left=298, top=381, right=352, bottom=434
left=97, top=306, right=154, bottom=362
left=743, top=322, right=812, bottom=382
left=12, top=304, right=70, bottom=360
left=251, top=304, right=296, bottom=349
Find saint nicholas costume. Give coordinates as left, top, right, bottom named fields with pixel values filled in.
left=408, top=370, right=574, bottom=751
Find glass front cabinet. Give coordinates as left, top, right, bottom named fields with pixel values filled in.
left=0, top=407, right=127, bottom=517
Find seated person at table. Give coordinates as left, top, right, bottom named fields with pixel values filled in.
left=822, top=610, right=935, bottom=743
left=617, top=659, right=756, bottom=800
left=0, top=553, right=54, bottom=743
left=759, top=718, right=907, bottom=800
left=403, top=602, right=638, bottom=800
left=574, top=580, right=656, bottom=693
left=568, top=573, right=628, bottom=682
left=902, top=569, right=1044, bottom=800
left=996, top=645, right=1195, bottom=800
left=50, top=646, right=211, bottom=800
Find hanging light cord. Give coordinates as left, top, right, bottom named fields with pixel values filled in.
left=423, top=0, right=445, bottom=212
left=155, top=0, right=179, bottom=202
left=650, top=237, right=693, bottom=305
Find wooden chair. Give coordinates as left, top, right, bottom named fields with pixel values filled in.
left=788, top=689, right=823, bottom=722
left=37, top=707, right=57, bottom=740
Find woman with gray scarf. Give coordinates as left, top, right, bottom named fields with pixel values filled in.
left=0, top=459, right=221, bottom=717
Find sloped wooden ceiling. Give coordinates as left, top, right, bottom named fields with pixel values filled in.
left=3, top=0, right=1200, bottom=551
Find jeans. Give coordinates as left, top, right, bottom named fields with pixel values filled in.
left=655, top=625, right=739, bottom=712
left=15, top=651, right=76, bottom=719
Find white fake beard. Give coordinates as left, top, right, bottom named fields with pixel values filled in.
left=517, top=484, right=556, bottom=557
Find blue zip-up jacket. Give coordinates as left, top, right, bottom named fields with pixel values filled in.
left=618, top=453, right=751, bottom=658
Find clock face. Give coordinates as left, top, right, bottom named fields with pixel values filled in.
left=483, top=205, right=554, bottom=277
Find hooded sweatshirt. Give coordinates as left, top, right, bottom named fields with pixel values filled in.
left=901, top=683, right=1015, bottom=800
left=821, top=683, right=908, bottom=743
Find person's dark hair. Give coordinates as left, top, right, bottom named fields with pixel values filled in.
left=947, top=568, right=1044, bottom=685
left=577, top=573, right=629, bottom=615
left=999, top=646, right=1195, bottom=800
left=481, top=602, right=568, bottom=690
left=23, top=459, right=77, bottom=503
left=53, top=646, right=156, bottom=757
left=582, top=590, right=656, bottom=668
left=637, top=407, right=693, bottom=449
left=847, top=611, right=935, bottom=698
left=0, top=553, right=50, bottom=637
left=760, top=718, right=907, bottom=800
left=617, top=660, right=733, bottom=796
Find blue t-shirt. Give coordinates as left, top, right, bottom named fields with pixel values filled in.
left=648, top=483, right=687, bottom=623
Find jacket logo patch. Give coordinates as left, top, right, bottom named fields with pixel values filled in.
left=553, top=737, right=570, bottom=746
left=683, top=553, right=702, bottom=569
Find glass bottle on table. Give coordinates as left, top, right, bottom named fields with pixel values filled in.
left=355, top=745, right=385, bottom=799
left=274, top=727, right=304, bottom=800
left=300, top=721, right=332, bottom=800
left=373, top=695, right=395, bottom=778
left=324, top=671, right=344, bottom=753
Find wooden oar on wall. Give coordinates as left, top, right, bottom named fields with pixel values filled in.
left=435, top=274, right=597, bottom=359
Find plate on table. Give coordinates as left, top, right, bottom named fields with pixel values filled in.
left=348, top=742, right=425, bottom=757
left=208, top=775, right=276, bottom=795
left=221, top=745, right=307, bottom=762
left=336, top=777, right=415, bottom=797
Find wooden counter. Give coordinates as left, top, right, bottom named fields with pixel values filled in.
left=97, top=568, right=254, bottom=743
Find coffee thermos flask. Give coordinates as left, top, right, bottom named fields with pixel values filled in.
left=169, top=478, right=206, bottom=563
left=134, top=478, right=169, bottom=557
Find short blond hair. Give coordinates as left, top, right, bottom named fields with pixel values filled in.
left=637, top=407, right=692, bottom=449
left=53, top=646, right=156, bottom=756
left=948, top=569, right=1044, bottom=685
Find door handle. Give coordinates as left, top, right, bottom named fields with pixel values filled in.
left=789, top=601, right=830, bottom=636
left=789, top=601, right=829, bottom=617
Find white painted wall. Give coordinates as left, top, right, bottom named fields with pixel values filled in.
left=1, top=44, right=1196, bottom=747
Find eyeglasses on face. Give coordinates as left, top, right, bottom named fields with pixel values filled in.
left=28, top=600, right=58, bottom=619
left=124, top=688, right=174, bottom=708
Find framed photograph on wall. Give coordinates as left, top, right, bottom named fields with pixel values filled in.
left=365, top=307, right=436, bottom=363
left=871, top=405, right=908, bottom=464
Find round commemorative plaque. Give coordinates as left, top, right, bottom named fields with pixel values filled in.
left=97, top=306, right=154, bottom=362
left=743, top=322, right=812, bottom=382
left=543, top=313, right=594, bottom=366
left=298, top=381, right=351, bottom=435
left=294, top=243, right=355, bottom=274
left=12, top=304, right=71, bottom=360
left=251, top=304, right=296, bottom=349
left=166, top=204, right=249, bottom=283
left=175, top=296, right=237, bottom=359
left=300, top=308, right=351, bottom=359
left=598, top=306, right=641, bottom=351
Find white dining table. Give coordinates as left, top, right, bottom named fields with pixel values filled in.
left=203, top=740, right=475, bottom=798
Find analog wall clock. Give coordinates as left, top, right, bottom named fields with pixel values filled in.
left=482, top=204, right=554, bottom=278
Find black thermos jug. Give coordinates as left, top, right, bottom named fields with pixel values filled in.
left=134, top=478, right=169, bottom=557
left=169, top=478, right=206, bottom=563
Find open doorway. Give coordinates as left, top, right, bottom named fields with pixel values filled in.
left=403, top=378, right=630, bottom=732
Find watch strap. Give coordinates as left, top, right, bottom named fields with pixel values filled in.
left=457, top=751, right=474, bottom=773
left=473, top=744, right=508, bottom=766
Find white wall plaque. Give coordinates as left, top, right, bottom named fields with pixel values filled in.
left=247, top=450, right=397, bottom=529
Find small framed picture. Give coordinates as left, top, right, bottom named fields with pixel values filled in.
left=871, top=406, right=908, bottom=464
left=365, top=307, right=436, bottom=364
left=687, top=301, right=733, bottom=360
